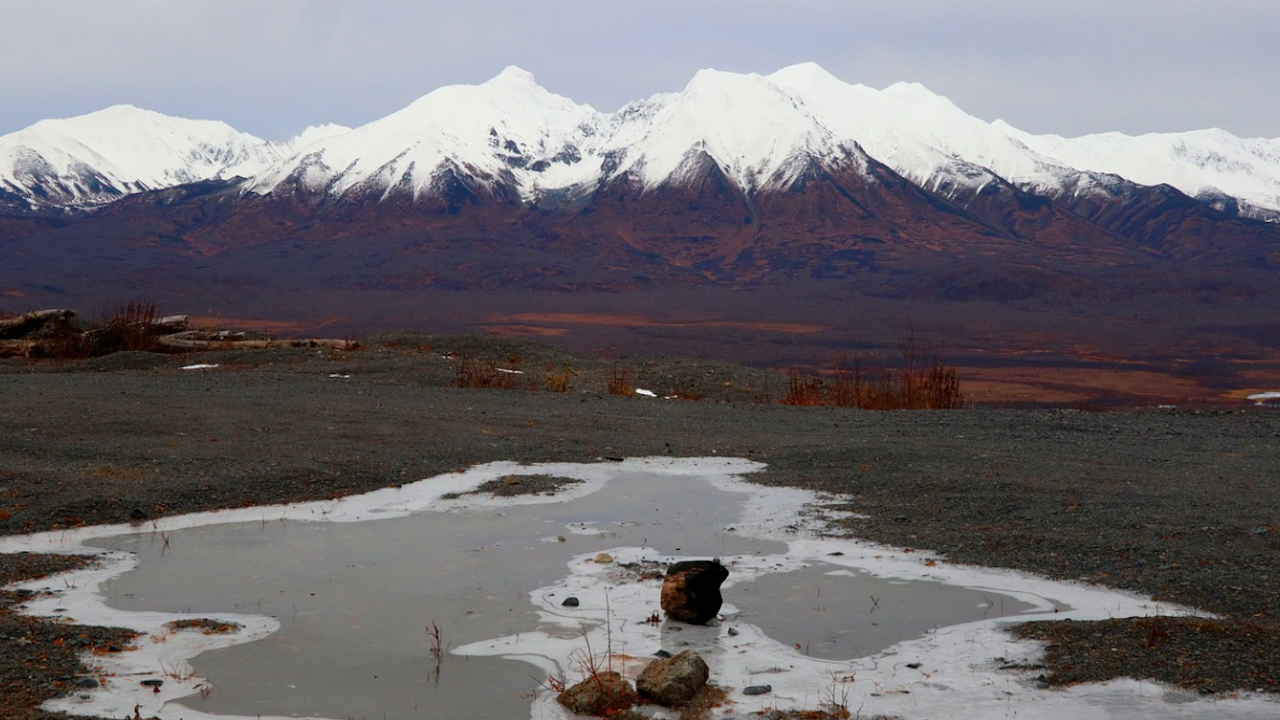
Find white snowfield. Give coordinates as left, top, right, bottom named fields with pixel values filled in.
left=2, top=64, right=1278, bottom=219
left=1, top=457, right=1276, bottom=720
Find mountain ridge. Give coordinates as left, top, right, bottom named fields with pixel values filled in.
left=3, top=64, right=1278, bottom=221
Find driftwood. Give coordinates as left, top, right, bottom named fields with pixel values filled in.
left=0, top=309, right=76, bottom=339
left=155, top=315, right=190, bottom=332
left=0, top=339, right=38, bottom=358
left=0, top=308, right=353, bottom=356
left=156, top=332, right=354, bottom=351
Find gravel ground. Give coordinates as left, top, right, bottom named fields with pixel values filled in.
left=1, top=337, right=1278, bottom=717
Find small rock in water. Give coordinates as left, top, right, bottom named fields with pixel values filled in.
left=636, top=649, right=709, bottom=706
left=743, top=684, right=772, bottom=696
left=727, top=627, right=740, bottom=636
left=561, top=596, right=580, bottom=607
left=594, top=553, right=614, bottom=564
left=74, top=677, right=99, bottom=689
left=140, top=679, right=164, bottom=687
left=557, top=671, right=638, bottom=715
left=654, top=649, right=672, bottom=658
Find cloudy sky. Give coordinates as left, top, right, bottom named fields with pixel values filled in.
left=3, top=1, right=1277, bottom=142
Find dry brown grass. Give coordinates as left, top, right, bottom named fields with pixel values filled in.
left=90, top=299, right=162, bottom=354
left=453, top=352, right=521, bottom=390
left=607, top=364, right=632, bottom=396
left=782, top=334, right=964, bottom=410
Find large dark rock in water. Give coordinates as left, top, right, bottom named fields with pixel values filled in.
left=636, top=649, right=709, bottom=706
left=660, top=559, right=729, bottom=624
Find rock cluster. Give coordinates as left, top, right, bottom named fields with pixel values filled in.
left=556, top=651, right=712, bottom=716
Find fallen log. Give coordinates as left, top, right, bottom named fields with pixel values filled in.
left=0, top=339, right=38, bottom=357
left=156, top=334, right=355, bottom=351
left=156, top=315, right=189, bottom=332
left=0, top=309, right=76, bottom=339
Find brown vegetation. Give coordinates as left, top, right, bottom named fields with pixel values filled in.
left=782, top=334, right=964, bottom=410
left=607, top=364, right=633, bottom=396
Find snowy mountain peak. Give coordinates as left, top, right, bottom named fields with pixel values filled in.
left=489, top=65, right=540, bottom=87
left=600, top=67, right=852, bottom=192
left=770, top=62, right=843, bottom=85
left=0, top=104, right=276, bottom=211
left=291, top=124, right=352, bottom=146
left=247, top=65, right=602, bottom=201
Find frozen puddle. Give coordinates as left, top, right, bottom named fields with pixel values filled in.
left=2, top=457, right=1276, bottom=720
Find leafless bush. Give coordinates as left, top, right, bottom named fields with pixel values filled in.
left=86, top=299, right=162, bottom=355
left=782, top=332, right=964, bottom=410
left=606, top=364, right=632, bottom=396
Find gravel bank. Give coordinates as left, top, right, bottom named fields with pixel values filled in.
left=1, top=340, right=1277, bottom=716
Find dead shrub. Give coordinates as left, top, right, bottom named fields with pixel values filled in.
left=543, top=364, right=575, bottom=392
left=606, top=364, right=632, bottom=396
left=453, top=352, right=519, bottom=389
left=86, top=299, right=162, bottom=355
left=781, top=332, right=964, bottom=410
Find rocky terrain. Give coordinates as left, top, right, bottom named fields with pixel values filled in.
left=1, top=336, right=1278, bottom=718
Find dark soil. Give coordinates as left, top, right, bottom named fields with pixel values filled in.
left=1011, top=617, right=1280, bottom=694
left=441, top=474, right=584, bottom=499
left=2, top=336, right=1278, bottom=718
left=1, top=554, right=141, bottom=720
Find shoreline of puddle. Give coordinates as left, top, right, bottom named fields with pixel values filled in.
left=2, top=456, right=1275, bottom=720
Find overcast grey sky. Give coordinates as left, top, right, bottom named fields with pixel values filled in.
left=3, top=1, right=1277, bottom=141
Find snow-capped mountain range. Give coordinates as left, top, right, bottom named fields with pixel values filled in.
left=3, top=63, right=1278, bottom=221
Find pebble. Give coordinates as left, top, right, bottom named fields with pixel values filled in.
left=743, top=684, right=772, bottom=696
left=561, top=597, right=580, bottom=607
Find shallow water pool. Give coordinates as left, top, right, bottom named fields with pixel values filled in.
left=90, top=467, right=1032, bottom=719
left=6, top=457, right=1275, bottom=720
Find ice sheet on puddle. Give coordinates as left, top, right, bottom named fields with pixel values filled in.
left=2, top=457, right=1275, bottom=720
